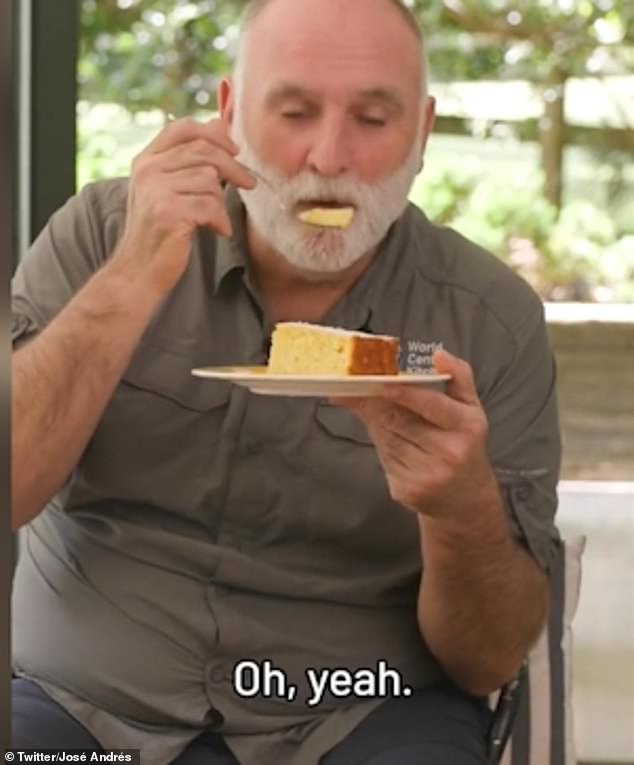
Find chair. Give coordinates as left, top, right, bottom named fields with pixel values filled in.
left=486, top=536, right=586, bottom=765
left=488, top=662, right=529, bottom=765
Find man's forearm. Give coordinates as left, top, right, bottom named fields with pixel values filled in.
left=12, top=254, right=164, bottom=529
left=417, top=481, right=548, bottom=696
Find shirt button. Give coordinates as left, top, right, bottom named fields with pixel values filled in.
left=244, top=441, right=259, bottom=455
left=516, top=484, right=531, bottom=501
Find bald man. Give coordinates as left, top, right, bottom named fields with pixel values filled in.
left=11, top=0, right=561, bottom=763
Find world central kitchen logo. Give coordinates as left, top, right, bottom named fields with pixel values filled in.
left=399, top=339, right=444, bottom=372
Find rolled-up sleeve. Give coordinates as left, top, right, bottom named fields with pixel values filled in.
left=483, top=303, right=562, bottom=574
left=11, top=310, right=39, bottom=346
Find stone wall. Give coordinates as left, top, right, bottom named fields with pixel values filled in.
left=546, top=304, right=634, bottom=481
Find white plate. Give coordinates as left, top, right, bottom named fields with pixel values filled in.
left=191, top=366, right=451, bottom=397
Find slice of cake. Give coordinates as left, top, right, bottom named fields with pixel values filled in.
left=267, top=322, right=399, bottom=376
left=298, top=207, right=355, bottom=229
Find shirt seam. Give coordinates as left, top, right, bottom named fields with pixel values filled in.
left=411, top=266, right=544, bottom=357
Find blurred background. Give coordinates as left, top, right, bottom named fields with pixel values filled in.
left=75, top=0, right=634, bottom=303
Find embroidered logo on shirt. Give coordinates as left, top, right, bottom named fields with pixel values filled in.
left=399, top=339, right=444, bottom=372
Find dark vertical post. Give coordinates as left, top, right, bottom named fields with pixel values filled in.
left=29, top=0, right=79, bottom=243
left=2, top=0, right=16, bottom=745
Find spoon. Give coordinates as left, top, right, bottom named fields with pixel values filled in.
left=240, top=166, right=289, bottom=212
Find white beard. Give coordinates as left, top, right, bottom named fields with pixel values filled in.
left=231, top=114, right=423, bottom=277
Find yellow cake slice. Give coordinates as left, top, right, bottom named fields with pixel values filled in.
left=267, top=322, right=399, bottom=376
left=297, top=207, right=355, bottom=229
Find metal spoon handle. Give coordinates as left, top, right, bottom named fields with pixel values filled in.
left=240, top=164, right=287, bottom=211
left=166, top=114, right=286, bottom=211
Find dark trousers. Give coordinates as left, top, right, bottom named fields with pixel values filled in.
left=12, top=678, right=491, bottom=764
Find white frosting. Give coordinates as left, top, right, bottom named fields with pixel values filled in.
left=274, top=322, right=397, bottom=342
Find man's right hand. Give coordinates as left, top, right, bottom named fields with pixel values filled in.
left=114, top=117, right=256, bottom=296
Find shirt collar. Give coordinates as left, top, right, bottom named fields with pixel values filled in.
left=213, top=186, right=249, bottom=295
left=324, top=211, right=416, bottom=334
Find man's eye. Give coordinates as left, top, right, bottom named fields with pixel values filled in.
left=281, top=111, right=307, bottom=120
left=358, top=115, right=386, bottom=127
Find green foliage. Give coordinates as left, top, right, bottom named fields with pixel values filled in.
left=413, top=165, right=478, bottom=223
left=545, top=202, right=634, bottom=300
left=452, top=177, right=558, bottom=253
left=80, top=0, right=634, bottom=112
left=408, top=0, right=634, bottom=82
left=76, top=103, right=157, bottom=188
left=410, top=161, right=634, bottom=302
left=79, top=0, right=246, bottom=114
left=77, top=0, right=634, bottom=302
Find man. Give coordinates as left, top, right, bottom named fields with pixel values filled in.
left=11, top=0, right=561, bottom=763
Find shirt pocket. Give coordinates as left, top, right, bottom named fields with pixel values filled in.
left=70, top=341, right=233, bottom=515
left=313, top=401, right=374, bottom=446
left=121, top=340, right=231, bottom=412
left=304, top=402, right=418, bottom=557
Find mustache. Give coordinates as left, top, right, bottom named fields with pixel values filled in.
left=279, top=173, right=372, bottom=209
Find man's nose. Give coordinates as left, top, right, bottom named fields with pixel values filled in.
left=306, top=117, right=350, bottom=178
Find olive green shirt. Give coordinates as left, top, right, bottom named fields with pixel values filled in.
left=11, top=179, right=561, bottom=764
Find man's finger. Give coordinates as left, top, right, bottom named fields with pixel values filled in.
left=166, top=167, right=224, bottom=197
left=432, top=349, right=480, bottom=405
left=147, top=116, right=239, bottom=157
left=156, top=141, right=224, bottom=172
left=189, top=194, right=233, bottom=238
left=332, top=390, right=463, bottom=432
left=155, top=142, right=256, bottom=191
left=381, top=385, right=465, bottom=430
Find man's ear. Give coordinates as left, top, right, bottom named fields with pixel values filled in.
left=218, top=77, right=234, bottom=124
left=419, top=95, right=436, bottom=156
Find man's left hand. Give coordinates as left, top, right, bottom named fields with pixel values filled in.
left=332, top=349, right=497, bottom=518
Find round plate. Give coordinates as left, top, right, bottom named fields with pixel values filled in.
left=191, top=366, right=451, bottom=397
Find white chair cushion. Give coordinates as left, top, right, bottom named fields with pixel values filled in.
left=499, top=535, right=586, bottom=765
